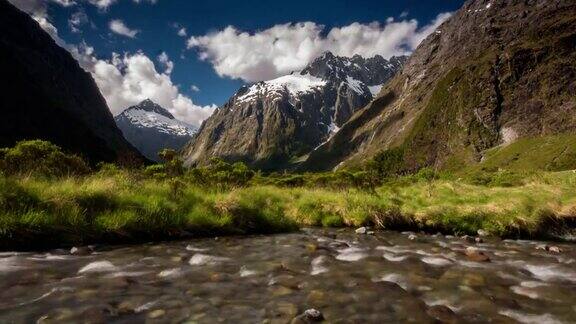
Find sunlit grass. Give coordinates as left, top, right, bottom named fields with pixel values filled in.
left=1, top=170, right=575, bottom=249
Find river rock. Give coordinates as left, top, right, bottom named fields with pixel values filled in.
left=148, top=309, right=166, bottom=319
left=477, top=229, right=489, bottom=237
left=81, top=306, right=111, bottom=323
left=291, top=309, right=324, bottom=323
left=306, top=290, right=329, bottom=308
left=70, top=246, right=93, bottom=256
left=461, top=235, right=475, bottom=243
left=408, top=234, right=418, bottom=241
left=536, top=245, right=563, bottom=253
left=426, top=305, right=458, bottom=323
left=465, top=247, right=490, bottom=262
left=548, top=246, right=562, bottom=253
left=355, top=227, right=368, bottom=234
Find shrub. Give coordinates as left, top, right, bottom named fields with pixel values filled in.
left=158, top=148, right=184, bottom=177
left=186, top=158, right=255, bottom=188
left=367, top=147, right=405, bottom=178
left=0, top=140, right=90, bottom=177
left=144, top=164, right=168, bottom=179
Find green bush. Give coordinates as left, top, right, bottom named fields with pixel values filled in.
left=367, top=147, right=405, bottom=178
left=158, top=148, right=184, bottom=177
left=0, top=140, right=90, bottom=177
left=186, top=158, right=255, bottom=188
left=144, top=164, right=168, bottom=179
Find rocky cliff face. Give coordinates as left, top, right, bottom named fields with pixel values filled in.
left=115, top=99, right=196, bottom=162
left=303, top=0, right=576, bottom=171
left=182, top=52, right=406, bottom=169
left=0, top=0, right=142, bottom=163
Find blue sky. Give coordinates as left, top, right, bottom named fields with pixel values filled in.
left=11, top=0, right=465, bottom=125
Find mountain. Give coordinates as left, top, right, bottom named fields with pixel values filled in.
left=0, top=0, right=143, bottom=163
left=182, top=52, right=406, bottom=170
left=115, top=99, right=196, bottom=162
left=302, top=0, right=576, bottom=172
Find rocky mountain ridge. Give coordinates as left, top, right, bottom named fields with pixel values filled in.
left=302, top=0, right=576, bottom=171
left=182, top=52, right=406, bottom=169
left=0, top=0, right=143, bottom=163
left=115, top=99, right=196, bottom=161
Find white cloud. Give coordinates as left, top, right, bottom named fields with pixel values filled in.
left=157, top=51, right=173, bottom=74
left=187, top=13, right=451, bottom=82
left=9, top=0, right=212, bottom=127
left=68, top=9, right=88, bottom=32
left=177, top=27, right=187, bottom=37
left=8, top=0, right=69, bottom=46
left=190, top=85, right=200, bottom=92
left=51, top=0, right=76, bottom=6
left=109, top=19, right=139, bottom=38
left=90, top=52, right=215, bottom=126
left=87, top=0, right=117, bottom=10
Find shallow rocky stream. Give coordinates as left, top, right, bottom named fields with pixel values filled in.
left=0, top=228, right=575, bottom=323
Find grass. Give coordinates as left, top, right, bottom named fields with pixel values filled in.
left=473, top=134, right=576, bottom=172
left=1, top=169, right=575, bottom=250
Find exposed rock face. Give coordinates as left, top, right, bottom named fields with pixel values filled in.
left=303, top=0, right=576, bottom=171
left=0, top=0, right=142, bottom=163
left=182, top=52, right=406, bottom=170
left=115, top=99, right=196, bottom=162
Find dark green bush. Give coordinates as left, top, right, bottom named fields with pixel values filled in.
left=367, top=147, right=406, bottom=178
left=158, top=148, right=184, bottom=177
left=0, top=140, right=90, bottom=177
left=186, top=158, right=255, bottom=188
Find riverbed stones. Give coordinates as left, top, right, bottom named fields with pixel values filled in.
left=477, top=229, right=489, bottom=237
left=148, top=309, right=166, bottom=319
left=426, top=305, right=458, bottom=322
left=536, top=245, right=563, bottom=253
left=306, top=290, right=329, bottom=307
left=461, top=235, right=475, bottom=243
left=70, top=246, right=93, bottom=256
left=291, top=309, right=324, bottom=323
left=355, top=227, right=368, bottom=234
left=465, top=247, right=490, bottom=262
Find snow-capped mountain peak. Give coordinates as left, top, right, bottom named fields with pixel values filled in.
left=119, top=100, right=195, bottom=137
left=115, top=99, right=196, bottom=161
left=182, top=52, right=407, bottom=169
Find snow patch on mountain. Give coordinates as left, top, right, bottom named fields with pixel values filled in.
left=345, top=76, right=365, bottom=94
left=368, top=84, right=384, bottom=96
left=123, top=109, right=196, bottom=136
left=236, top=73, right=327, bottom=104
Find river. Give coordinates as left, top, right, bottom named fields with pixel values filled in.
left=0, top=229, right=575, bottom=323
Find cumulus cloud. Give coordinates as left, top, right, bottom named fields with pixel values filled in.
left=109, top=19, right=139, bottom=38
left=8, top=0, right=68, bottom=46
left=90, top=52, right=215, bottom=126
left=68, top=9, right=88, bottom=32
left=87, top=0, right=117, bottom=10
left=177, top=27, right=187, bottom=37
left=157, top=51, right=173, bottom=74
left=87, top=0, right=158, bottom=10
left=8, top=0, right=213, bottom=126
left=52, top=0, right=76, bottom=6
left=187, top=13, right=451, bottom=82
left=190, top=85, right=200, bottom=92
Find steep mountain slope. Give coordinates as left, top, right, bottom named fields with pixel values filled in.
left=303, top=0, right=576, bottom=171
left=182, top=53, right=406, bottom=170
left=0, top=0, right=142, bottom=163
left=115, top=99, right=196, bottom=161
